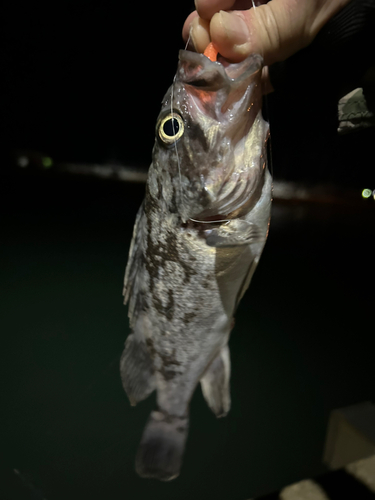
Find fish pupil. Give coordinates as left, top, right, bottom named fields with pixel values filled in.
left=163, top=118, right=179, bottom=137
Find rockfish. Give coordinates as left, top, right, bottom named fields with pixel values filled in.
left=121, top=49, right=271, bottom=481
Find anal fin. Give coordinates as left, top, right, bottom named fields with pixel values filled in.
left=200, top=345, right=231, bottom=418
left=120, top=334, right=156, bottom=406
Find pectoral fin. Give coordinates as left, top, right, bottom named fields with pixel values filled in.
left=120, top=334, right=156, bottom=406
left=205, top=220, right=261, bottom=247
left=200, top=345, right=231, bottom=418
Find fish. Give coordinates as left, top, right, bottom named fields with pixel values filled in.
left=121, top=48, right=272, bottom=481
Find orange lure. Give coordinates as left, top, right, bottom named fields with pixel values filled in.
left=203, top=42, right=218, bottom=62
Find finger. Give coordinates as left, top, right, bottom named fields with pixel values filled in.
left=209, top=0, right=351, bottom=65
left=195, top=0, right=238, bottom=20
left=182, top=11, right=198, bottom=42
left=183, top=12, right=211, bottom=53
left=191, top=17, right=212, bottom=53
left=210, top=4, right=303, bottom=65
left=182, top=1, right=269, bottom=49
left=195, top=0, right=256, bottom=21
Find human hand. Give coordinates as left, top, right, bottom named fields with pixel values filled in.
left=183, top=0, right=351, bottom=66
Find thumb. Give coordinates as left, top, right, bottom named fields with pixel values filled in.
left=209, top=0, right=350, bottom=65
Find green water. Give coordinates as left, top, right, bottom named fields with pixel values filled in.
left=1, top=172, right=374, bottom=499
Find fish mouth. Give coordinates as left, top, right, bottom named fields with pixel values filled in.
left=176, top=49, right=263, bottom=122
left=177, top=49, right=263, bottom=90
left=175, top=50, right=268, bottom=222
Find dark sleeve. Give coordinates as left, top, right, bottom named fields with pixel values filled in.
left=269, top=0, right=375, bottom=97
left=264, top=0, right=375, bottom=184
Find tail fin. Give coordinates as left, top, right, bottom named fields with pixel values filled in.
left=135, top=411, right=189, bottom=481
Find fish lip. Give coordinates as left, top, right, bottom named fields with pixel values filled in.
left=177, top=49, right=264, bottom=87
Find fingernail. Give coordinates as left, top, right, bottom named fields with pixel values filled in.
left=219, top=10, right=250, bottom=45
left=189, top=24, right=197, bottom=51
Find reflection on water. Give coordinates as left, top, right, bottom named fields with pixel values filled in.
left=1, top=172, right=374, bottom=500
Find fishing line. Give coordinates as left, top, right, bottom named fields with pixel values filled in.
left=170, top=77, right=183, bottom=200
left=184, top=32, right=191, bottom=51
left=170, top=33, right=193, bottom=202
left=171, top=33, right=193, bottom=203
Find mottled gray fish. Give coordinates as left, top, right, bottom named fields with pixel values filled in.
left=121, top=49, right=271, bottom=481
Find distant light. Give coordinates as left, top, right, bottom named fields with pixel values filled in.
left=362, top=188, right=372, bottom=198
left=373, top=190, right=375, bottom=200
left=42, top=157, right=53, bottom=168
left=17, top=156, right=29, bottom=168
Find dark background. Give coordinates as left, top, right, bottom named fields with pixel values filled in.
left=1, top=1, right=193, bottom=166
left=1, top=1, right=374, bottom=499
left=1, top=0, right=375, bottom=184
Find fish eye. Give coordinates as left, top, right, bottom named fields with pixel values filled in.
left=158, top=113, right=184, bottom=145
